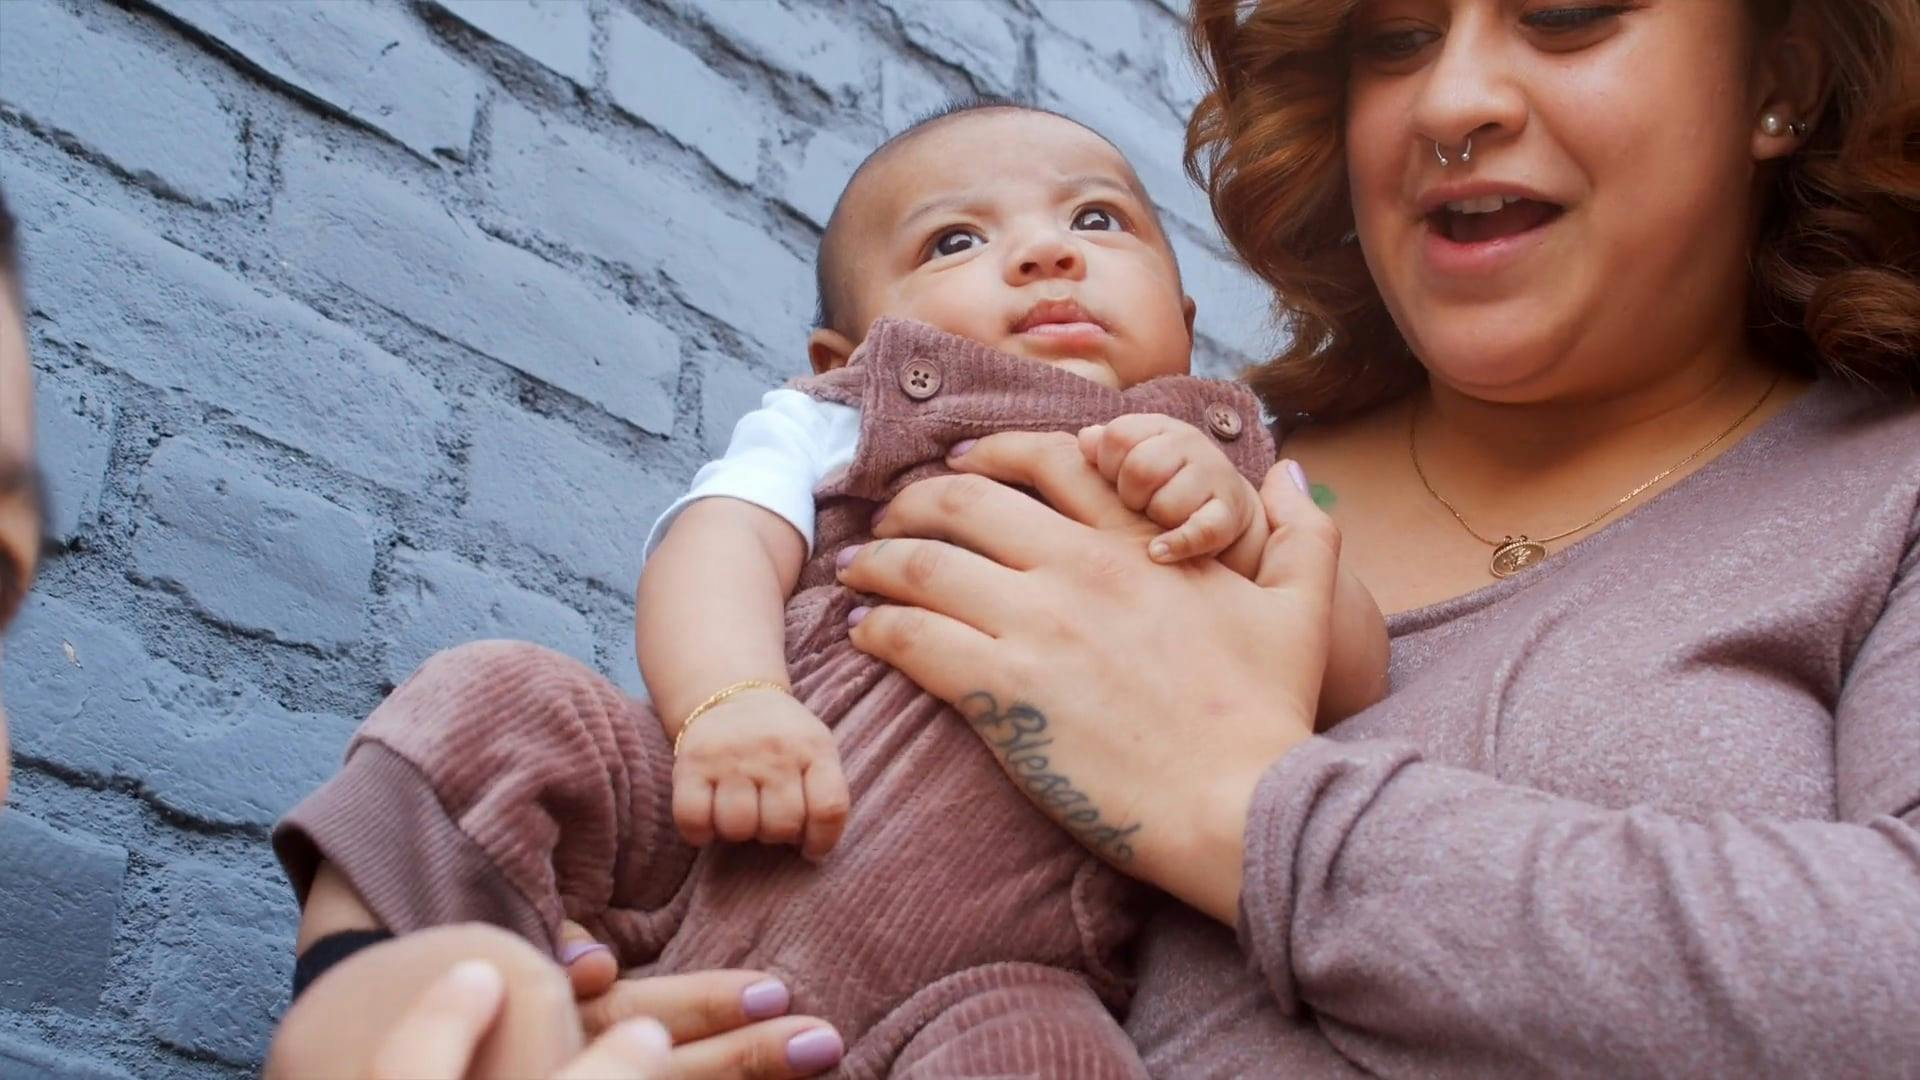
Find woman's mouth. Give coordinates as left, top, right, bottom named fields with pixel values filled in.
left=1427, top=197, right=1564, bottom=244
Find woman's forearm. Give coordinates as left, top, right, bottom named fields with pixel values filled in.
left=1237, top=738, right=1920, bottom=1075
left=636, top=498, right=805, bottom=729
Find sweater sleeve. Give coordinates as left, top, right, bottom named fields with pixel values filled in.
left=1237, top=529, right=1920, bottom=1076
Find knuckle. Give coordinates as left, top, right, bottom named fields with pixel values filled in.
left=934, top=473, right=992, bottom=517
left=902, top=541, right=942, bottom=589
left=879, top=608, right=924, bottom=655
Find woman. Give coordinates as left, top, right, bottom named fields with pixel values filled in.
left=1, top=185, right=44, bottom=809
left=836, top=0, right=1920, bottom=1074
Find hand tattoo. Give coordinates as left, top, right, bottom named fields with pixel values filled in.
left=957, top=691, right=1140, bottom=864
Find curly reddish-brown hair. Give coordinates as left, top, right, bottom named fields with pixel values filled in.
left=1185, top=0, right=1920, bottom=421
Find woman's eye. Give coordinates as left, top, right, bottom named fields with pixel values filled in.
left=1072, top=207, right=1121, bottom=231
left=930, top=228, right=983, bottom=258
left=1522, top=5, right=1630, bottom=33
left=1353, top=25, right=1439, bottom=62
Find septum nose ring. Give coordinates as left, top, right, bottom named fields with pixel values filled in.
left=1435, top=136, right=1472, bottom=167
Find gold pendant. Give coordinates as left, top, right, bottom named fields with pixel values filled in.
left=1490, top=537, right=1547, bottom=578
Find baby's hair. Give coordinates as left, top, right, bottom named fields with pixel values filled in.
left=811, top=97, right=1171, bottom=338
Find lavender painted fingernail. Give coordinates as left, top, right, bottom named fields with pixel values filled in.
left=559, top=941, right=609, bottom=966
left=847, top=606, right=871, bottom=627
left=836, top=544, right=863, bottom=570
left=870, top=502, right=888, bottom=527
left=1287, top=460, right=1310, bottom=494
left=949, top=438, right=977, bottom=457
left=786, top=1028, right=845, bottom=1072
left=741, top=978, right=790, bottom=1020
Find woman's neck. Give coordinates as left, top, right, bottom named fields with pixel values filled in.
left=1413, top=346, right=1789, bottom=501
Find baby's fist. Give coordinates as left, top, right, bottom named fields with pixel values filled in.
left=1079, top=414, right=1263, bottom=568
left=671, top=690, right=850, bottom=860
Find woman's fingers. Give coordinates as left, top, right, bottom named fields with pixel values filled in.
left=800, top=758, right=850, bottom=861
left=1254, top=460, right=1342, bottom=596
left=846, top=603, right=1001, bottom=706
left=366, top=960, right=505, bottom=1080
left=578, top=970, right=791, bottom=1041
left=943, top=430, right=1140, bottom=533
left=551, top=1019, right=672, bottom=1080
left=670, top=1018, right=845, bottom=1078
left=557, top=919, right=618, bottom=1001
left=836, top=538, right=1022, bottom=633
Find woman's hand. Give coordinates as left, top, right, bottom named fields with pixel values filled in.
left=368, top=959, right=671, bottom=1079
left=837, top=431, right=1337, bottom=923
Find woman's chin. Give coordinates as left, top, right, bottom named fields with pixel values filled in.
left=1411, top=336, right=1576, bottom=402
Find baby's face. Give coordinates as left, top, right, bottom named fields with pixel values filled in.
left=827, top=111, right=1194, bottom=390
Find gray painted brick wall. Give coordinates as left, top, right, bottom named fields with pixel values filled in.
left=0, top=0, right=1276, bottom=1073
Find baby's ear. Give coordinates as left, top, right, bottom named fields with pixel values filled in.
left=1182, top=295, right=1198, bottom=340
left=808, top=327, right=857, bottom=374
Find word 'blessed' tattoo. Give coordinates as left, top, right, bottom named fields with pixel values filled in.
left=958, top=691, right=1139, bottom=864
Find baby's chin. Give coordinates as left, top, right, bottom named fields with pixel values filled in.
left=1040, top=357, right=1123, bottom=389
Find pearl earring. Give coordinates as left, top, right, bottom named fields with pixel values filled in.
left=1761, top=112, right=1788, bottom=137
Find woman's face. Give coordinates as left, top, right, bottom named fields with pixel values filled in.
left=1345, top=0, right=1784, bottom=401
left=0, top=272, right=36, bottom=807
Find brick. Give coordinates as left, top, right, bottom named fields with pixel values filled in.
left=34, top=377, right=115, bottom=544
left=382, top=545, right=596, bottom=684
left=0, top=3, right=243, bottom=205
left=12, top=171, right=449, bottom=493
left=487, top=101, right=812, bottom=360
left=133, top=437, right=375, bottom=651
left=433, top=0, right=593, bottom=86
left=1169, top=230, right=1281, bottom=367
left=0, top=814, right=127, bottom=1013
left=879, top=58, right=955, bottom=134
left=467, top=403, right=681, bottom=590
left=780, top=127, right=867, bottom=229
left=149, top=0, right=481, bottom=162
left=698, top=354, right=782, bottom=458
left=1034, top=0, right=1157, bottom=69
left=274, top=139, right=679, bottom=434
left=878, top=0, right=1023, bottom=97
left=1035, top=37, right=1214, bottom=237
left=606, top=11, right=764, bottom=185
left=4, top=594, right=356, bottom=828
left=0, top=1036, right=132, bottom=1080
left=138, top=862, right=295, bottom=1063
left=663, top=0, right=868, bottom=103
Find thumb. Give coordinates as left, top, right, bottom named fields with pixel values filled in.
left=1254, top=460, right=1341, bottom=599
left=557, top=919, right=618, bottom=1001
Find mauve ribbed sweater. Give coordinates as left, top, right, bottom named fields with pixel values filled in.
left=1124, top=378, right=1920, bottom=1078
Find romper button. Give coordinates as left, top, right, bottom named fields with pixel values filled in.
left=899, top=358, right=943, bottom=400
left=1206, top=403, right=1244, bottom=440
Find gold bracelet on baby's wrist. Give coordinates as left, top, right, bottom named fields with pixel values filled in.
left=672, top=679, right=791, bottom=756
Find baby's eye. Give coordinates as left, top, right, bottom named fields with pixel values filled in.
left=931, top=228, right=984, bottom=258
left=1072, top=207, right=1121, bottom=231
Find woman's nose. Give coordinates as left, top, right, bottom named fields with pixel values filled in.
left=1409, top=16, right=1528, bottom=158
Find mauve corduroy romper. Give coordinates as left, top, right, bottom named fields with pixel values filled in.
left=274, top=319, right=1276, bottom=1077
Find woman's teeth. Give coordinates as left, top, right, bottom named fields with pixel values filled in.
left=1445, top=195, right=1523, bottom=215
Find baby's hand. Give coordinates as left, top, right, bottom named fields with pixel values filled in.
left=672, top=691, right=849, bottom=860
left=1079, top=414, right=1267, bottom=575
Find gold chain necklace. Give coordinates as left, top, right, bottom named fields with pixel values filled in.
left=1409, top=375, right=1780, bottom=579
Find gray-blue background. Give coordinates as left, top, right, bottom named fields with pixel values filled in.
left=0, top=0, right=1274, bottom=1073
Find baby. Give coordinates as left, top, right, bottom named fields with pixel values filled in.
left=632, top=101, right=1388, bottom=1072
left=277, top=100, right=1387, bottom=1078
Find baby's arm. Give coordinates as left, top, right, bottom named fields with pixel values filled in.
left=638, top=499, right=850, bottom=859
left=1081, top=415, right=1389, bottom=728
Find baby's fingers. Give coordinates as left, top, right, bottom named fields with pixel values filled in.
left=800, top=757, right=850, bottom=861
left=672, top=773, right=717, bottom=847
left=757, top=772, right=806, bottom=846
left=1150, top=497, right=1243, bottom=563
